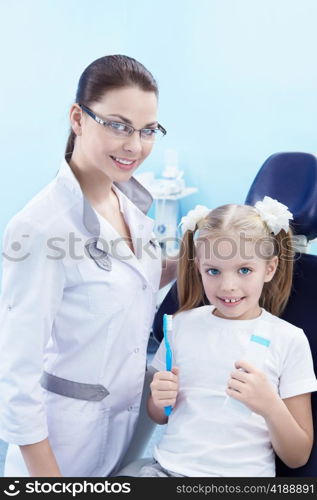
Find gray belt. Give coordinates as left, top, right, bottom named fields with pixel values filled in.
left=40, top=371, right=109, bottom=401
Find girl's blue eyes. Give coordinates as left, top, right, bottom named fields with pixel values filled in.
left=239, top=267, right=251, bottom=275
left=207, top=269, right=220, bottom=276
left=206, top=267, right=251, bottom=276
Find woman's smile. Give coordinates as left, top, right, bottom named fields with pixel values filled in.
left=109, top=155, right=138, bottom=171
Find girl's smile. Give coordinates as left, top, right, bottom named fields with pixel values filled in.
left=197, top=236, right=278, bottom=320
left=218, top=296, right=246, bottom=306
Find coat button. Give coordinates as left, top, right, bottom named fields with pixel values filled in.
left=98, top=389, right=107, bottom=399
left=128, top=405, right=133, bottom=411
left=142, top=284, right=147, bottom=290
left=134, top=348, right=139, bottom=353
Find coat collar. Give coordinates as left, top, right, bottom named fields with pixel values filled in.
left=56, top=158, right=153, bottom=238
left=56, top=159, right=159, bottom=286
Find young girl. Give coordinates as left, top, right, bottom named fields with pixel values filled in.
left=140, top=197, right=317, bottom=477
left=0, top=54, right=175, bottom=477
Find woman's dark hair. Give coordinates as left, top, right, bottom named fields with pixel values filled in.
left=65, top=54, right=158, bottom=156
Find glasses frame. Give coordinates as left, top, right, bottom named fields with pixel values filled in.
left=78, top=103, right=167, bottom=140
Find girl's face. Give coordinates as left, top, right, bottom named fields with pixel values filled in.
left=196, top=235, right=278, bottom=320
left=70, top=86, right=158, bottom=182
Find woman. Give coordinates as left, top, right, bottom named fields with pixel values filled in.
left=0, top=55, right=175, bottom=477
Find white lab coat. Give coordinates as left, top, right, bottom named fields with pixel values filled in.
left=0, top=159, right=162, bottom=476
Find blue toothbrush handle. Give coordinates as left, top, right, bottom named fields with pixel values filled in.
left=164, top=349, right=172, bottom=416
left=164, top=405, right=172, bottom=416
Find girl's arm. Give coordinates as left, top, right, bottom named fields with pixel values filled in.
left=264, top=393, right=313, bottom=468
left=147, top=394, right=168, bottom=425
left=147, top=367, right=179, bottom=424
left=227, top=360, right=314, bottom=468
left=20, top=438, right=62, bottom=477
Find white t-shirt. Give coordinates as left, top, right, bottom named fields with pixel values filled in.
left=151, top=306, right=317, bottom=477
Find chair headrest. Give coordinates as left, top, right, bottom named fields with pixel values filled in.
left=245, top=152, right=317, bottom=240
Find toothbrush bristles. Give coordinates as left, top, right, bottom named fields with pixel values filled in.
left=165, top=314, right=173, bottom=331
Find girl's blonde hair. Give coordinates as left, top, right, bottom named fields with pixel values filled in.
left=177, top=204, right=294, bottom=317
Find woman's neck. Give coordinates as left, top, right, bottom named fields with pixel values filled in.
left=68, top=155, right=113, bottom=206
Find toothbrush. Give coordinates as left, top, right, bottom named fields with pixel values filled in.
left=163, top=314, right=173, bottom=416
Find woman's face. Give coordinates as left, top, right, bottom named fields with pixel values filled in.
left=70, top=86, right=158, bottom=182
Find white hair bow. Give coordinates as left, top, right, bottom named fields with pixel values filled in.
left=179, top=205, right=211, bottom=234
left=254, top=196, right=293, bottom=235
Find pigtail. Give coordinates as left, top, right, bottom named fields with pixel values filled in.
left=260, top=228, right=294, bottom=316
left=177, top=229, right=204, bottom=313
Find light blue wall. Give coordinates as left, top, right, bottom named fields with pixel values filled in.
left=1, top=0, right=317, bottom=252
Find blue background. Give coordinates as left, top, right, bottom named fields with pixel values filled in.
left=1, top=0, right=317, bottom=474
left=1, top=0, right=317, bottom=255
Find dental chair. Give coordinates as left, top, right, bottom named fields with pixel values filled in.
left=118, top=151, right=317, bottom=477
left=245, top=151, right=317, bottom=477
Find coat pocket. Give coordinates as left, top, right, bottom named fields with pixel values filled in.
left=76, top=257, right=124, bottom=316
left=47, top=401, right=110, bottom=477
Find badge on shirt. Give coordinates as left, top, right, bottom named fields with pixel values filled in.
left=85, top=240, right=112, bottom=271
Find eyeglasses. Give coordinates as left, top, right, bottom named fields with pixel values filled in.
left=79, top=103, right=166, bottom=142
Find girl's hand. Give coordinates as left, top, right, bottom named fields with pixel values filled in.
left=150, top=367, right=179, bottom=410
left=226, top=360, right=280, bottom=417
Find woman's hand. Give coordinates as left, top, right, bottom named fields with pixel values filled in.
left=150, top=366, right=179, bottom=410
left=159, top=257, right=178, bottom=288
left=226, top=360, right=279, bottom=417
